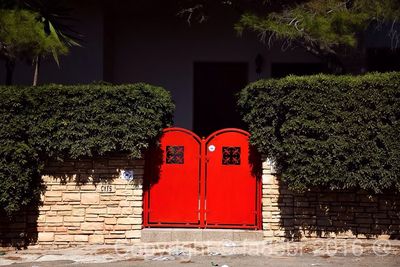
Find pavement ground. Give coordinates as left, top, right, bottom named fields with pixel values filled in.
left=1, top=239, right=399, bottom=267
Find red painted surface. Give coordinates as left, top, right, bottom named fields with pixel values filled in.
left=143, top=128, right=261, bottom=229
left=205, top=129, right=259, bottom=227
left=144, top=128, right=201, bottom=225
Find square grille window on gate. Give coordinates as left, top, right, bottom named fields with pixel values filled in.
left=166, top=146, right=184, bottom=164
left=222, top=146, right=241, bottom=165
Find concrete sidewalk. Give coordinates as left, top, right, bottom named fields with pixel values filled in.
left=1, top=239, right=400, bottom=266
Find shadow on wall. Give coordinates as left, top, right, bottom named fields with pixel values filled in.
left=0, top=169, right=42, bottom=248
left=143, top=142, right=164, bottom=190
left=42, top=154, right=142, bottom=188
left=0, top=153, right=142, bottom=248
left=277, top=181, right=400, bottom=240
left=0, top=206, right=40, bottom=248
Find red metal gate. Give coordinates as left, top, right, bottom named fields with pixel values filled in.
left=143, top=128, right=261, bottom=229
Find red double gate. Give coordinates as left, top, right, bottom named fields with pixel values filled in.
left=143, top=128, right=262, bottom=229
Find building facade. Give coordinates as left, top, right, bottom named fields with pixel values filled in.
left=1, top=1, right=400, bottom=247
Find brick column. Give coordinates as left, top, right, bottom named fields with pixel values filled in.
left=261, top=158, right=289, bottom=240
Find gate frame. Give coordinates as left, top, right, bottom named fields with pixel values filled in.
left=143, top=127, right=262, bottom=230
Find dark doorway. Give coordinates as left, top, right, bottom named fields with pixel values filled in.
left=193, top=62, right=248, bottom=137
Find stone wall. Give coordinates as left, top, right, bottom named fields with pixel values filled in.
left=3, top=154, right=400, bottom=248
left=262, top=160, right=400, bottom=240
left=36, top=155, right=144, bottom=247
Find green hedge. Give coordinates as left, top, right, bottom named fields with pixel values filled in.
left=238, top=72, right=400, bottom=192
left=0, top=83, right=174, bottom=215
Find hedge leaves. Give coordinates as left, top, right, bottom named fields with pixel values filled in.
left=0, top=83, right=174, bottom=215
left=238, top=72, right=400, bottom=192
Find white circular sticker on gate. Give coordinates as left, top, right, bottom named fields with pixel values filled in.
left=208, top=145, right=216, bottom=152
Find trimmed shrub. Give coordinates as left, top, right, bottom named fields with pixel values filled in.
left=0, top=83, right=174, bottom=215
left=238, top=72, right=400, bottom=192
left=0, top=88, right=42, bottom=215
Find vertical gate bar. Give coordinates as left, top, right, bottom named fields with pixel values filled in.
left=142, top=147, right=152, bottom=228
left=199, top=137, right=206, bottom=227
left=143, top=188, right=148, bottom=227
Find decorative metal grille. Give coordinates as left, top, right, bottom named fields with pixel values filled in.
left=222, top=146, right=241, bottom=165
left=166, top=146, right=184, bottom=164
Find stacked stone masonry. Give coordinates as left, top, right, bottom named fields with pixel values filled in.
left=36, top=155, right=144, bottom=247
left=2, top=155, right=400, bottom=247
left=262, top=160, right=400, bottom=240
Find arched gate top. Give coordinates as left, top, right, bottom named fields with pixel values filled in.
left=205, top=128, right=250, bottom=143
left=162, top=127, right=202, bottom=143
